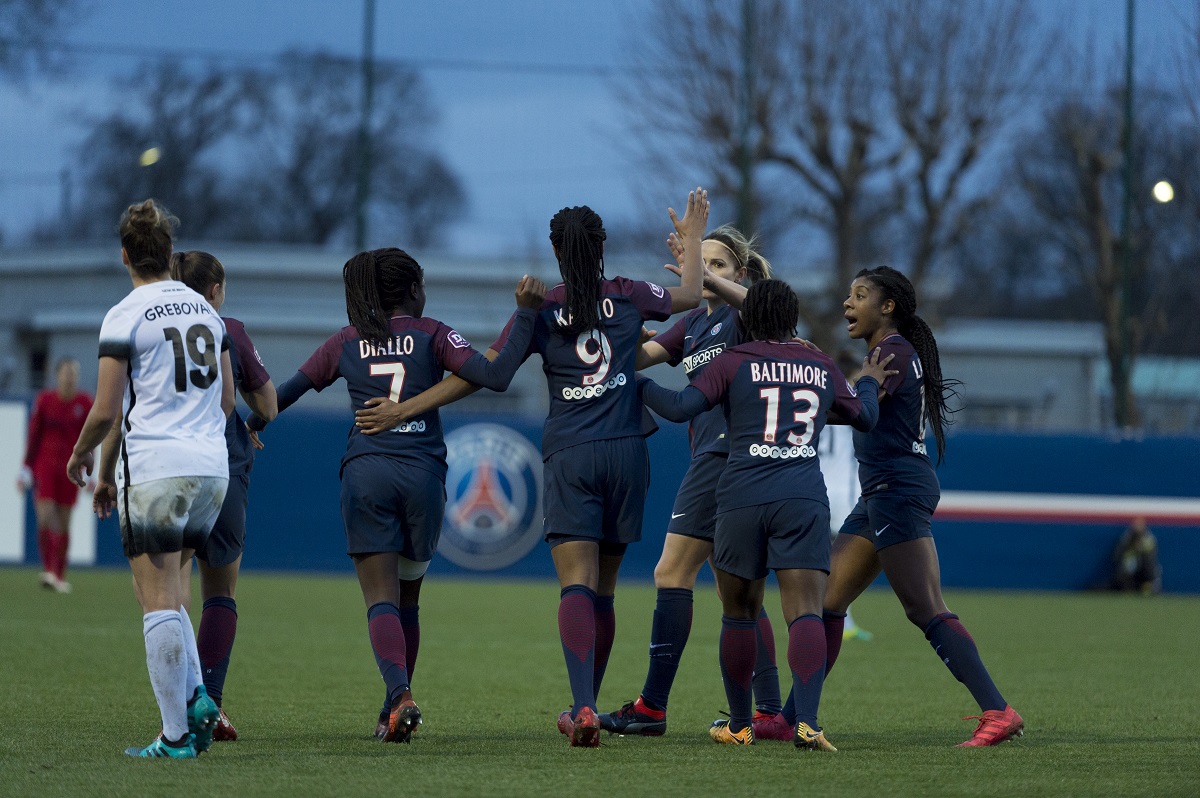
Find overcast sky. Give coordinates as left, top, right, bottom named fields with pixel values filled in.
left=0, top=0, right=1192, bottom=257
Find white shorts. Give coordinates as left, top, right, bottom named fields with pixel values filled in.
left=119, top=475, right=229, bottom=558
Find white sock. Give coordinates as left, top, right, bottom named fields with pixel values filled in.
left=178, top=605, right=204, bottom=699
left=143, top=610, right=188, bottom=741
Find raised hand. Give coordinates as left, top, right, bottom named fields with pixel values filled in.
left=667, top=187, right=709, bottom=241
left=515, top=275, right=547, bottom=309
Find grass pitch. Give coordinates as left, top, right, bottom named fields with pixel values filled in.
left=2, top=566, right=1197, bottom=797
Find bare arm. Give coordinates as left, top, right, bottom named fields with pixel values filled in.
left=220, top=350, right=235, bottom=418
left=91, top=421, right=123, bottom=520
left=66, top=356, right=125, bottom=487
left=241, top=379, right=278, bottom=424
left=663, top=233, right=748, bottom=309
left=636, top=340, right=672, bottom=371
left=354, top=353, right=493, bottom=435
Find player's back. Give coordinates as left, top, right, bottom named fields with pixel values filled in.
left=853, top=333, right=938, bottom=495
left=524, top=277, right=672, bottom=458
left=99, top=280, right=229, bottom=484
left=703, top=340, right=860, bottom=512
left=300, top=315, right=478, bottom=479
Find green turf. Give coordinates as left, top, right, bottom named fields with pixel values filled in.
left=2, top=566, right=1197, bottom=796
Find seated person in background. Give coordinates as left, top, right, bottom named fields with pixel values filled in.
left=1111, top=517, right=1161, bottom=594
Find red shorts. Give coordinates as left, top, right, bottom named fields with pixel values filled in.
left=33, top=460, right=79, bottom=506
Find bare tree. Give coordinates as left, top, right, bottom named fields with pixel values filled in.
left=228, top=50, right=465, bottom=248
left=1008, top=81, right=1200, bottom=427
left=68, top=61, right=257, bottom=239
left=880, top=0, right=1048, bottom=291
left=0, top=0, right=80, bottom=81
left=618, top=0, right=1046, bottom=350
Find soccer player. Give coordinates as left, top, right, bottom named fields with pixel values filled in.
left=66, top=199, right=233, bottom=758
left=599, top=225, right=786, bottom=737
left=637, top=279, right=893, bottom=750
left=246, top=248, right=544, bottom=744
left=18, top=357, right=92, bottom=593
left=170, top=250, right=278, bottom=741
left=353, top=190, right=710, bottom=747
left=774, top=265, right=1024, bottom=747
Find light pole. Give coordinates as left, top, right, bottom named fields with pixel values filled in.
left=355, top=0, right=377, bottom=251
left=1115, top=0, right=1136, bottom=429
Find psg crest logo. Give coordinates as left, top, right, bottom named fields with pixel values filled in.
left=439, top=423, right=543, bottom=571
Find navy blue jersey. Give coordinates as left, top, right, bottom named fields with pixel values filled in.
left=644, top=340, right=879, bottom=512
left=300, top=311, right=534, bottom=480
left=493, top=277, right=673, bottom=459
left=223, top=317, right=271, bottom=476
left=653, top=304, right=743, bottom=456
left=853, top=333, right=939, bottom=495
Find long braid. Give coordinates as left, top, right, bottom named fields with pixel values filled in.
left=858, top=265, right=960, bottom=463
left=742, top=279, right=799, bottom=342
left=549, top=206, right=606, bottom=333
left=344, top=248, right=423, bottom=345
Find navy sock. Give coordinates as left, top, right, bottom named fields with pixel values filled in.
left=787, top=614, right=827, bottom=727
left=559, top=585, right=597, bottom=715
left=381, top=605, right=422, bottom=719
left=198, top=596, right=237, bottom=706
left=366, top=602, right=409, bottom=706
left=400, top=605, right=421, bottom=680
left=719, top=616, right=758, bottom=733
left=640, top=587, right=693, bottom=711
left=924, top=612, right=1006, bottom=712
left=823, top=609, right=847, bottom=676
left=593, top=595, right=615, bottom=703
left=753, top=607, right=783, bottom=715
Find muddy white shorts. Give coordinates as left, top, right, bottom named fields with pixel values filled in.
left=118, top=475, right=229, bottom=558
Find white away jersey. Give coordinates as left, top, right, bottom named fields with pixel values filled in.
left=98, top=280, right=230, bottom=486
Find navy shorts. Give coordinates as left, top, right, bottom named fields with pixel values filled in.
left=543, top=436, right=648, bottom=547
left=197, top=472, right=249, bottom=569
left=838, top=493, right=939, bottom=551
left=666, top=452, right=726, bottom=540
left=713, top=498, right=831, bottom=581
left=340, top=455, right=446, bottom=561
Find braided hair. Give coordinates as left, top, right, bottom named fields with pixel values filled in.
left=343, top=247, right=423, bottom=345
left=549, top=206, right=606, bottom=333
left=742, top=279, right=799, bottom=342
left=119, top=199, right=177, bottom=278
left=705, top=224, right=773, bottom=284
left=856, top=265, right=960, bottom=463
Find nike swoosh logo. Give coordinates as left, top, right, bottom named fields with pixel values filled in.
left=874, top=524, right=890, bottom=537
left=671, top=512, right=686, bottom=519
left=649, top=643, right=670, bottom=649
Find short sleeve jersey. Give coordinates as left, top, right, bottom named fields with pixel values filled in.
left=24, top=389, right=93, bottom=471
left=853, top=333, right=939, bottom=495
left=653, top=304, right=742, bottom=456
left=691, top=339, right=869, bottom=512
left=223, top=317, right=271, bottom=476
left=98, top=281, right=230, bottom=486
left=492, top=277, right=673, bottom=459
left=299, top=315, right=488, bottom=480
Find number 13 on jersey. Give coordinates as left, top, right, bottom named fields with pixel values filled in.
left=759, top=387, right=820, bottom=445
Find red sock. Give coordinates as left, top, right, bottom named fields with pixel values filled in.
left=50, top=532, right=70, bottom=580
left=37, top=527, right=53, bottom=573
